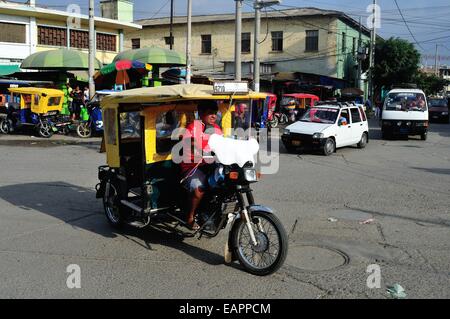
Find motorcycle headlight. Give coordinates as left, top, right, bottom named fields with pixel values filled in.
left=244, top=169, right=257, bottom=182
left=312, top=132, right=324, bottom=139
left=283, top=129, right=290, bottom=135
left=397, top=121, right=402, bottom=126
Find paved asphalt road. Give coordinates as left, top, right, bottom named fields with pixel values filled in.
left=0, top=120, right=449, bottom=299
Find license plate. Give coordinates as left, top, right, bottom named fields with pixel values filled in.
left=292, top=140, right=301, bottom=146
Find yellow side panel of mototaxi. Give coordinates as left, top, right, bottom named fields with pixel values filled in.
left=104, top=107, right=120, bottom=168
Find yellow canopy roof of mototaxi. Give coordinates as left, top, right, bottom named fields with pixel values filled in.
left=8, top=87, right=64, bottom=96
left=100, top=84, right=268, bottom=109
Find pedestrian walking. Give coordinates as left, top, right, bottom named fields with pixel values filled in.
left=71, top=85, right=84, bottom=121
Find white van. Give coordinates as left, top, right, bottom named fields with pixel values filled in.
left=381, top=89, right=429, bottom=140
left=282, top=102, right=369, bottom=156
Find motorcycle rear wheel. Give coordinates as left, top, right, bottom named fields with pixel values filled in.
left=37, top=121, right=53, bottom=138
left=0, top=119, right=12, bottom=134
left=279, top=114, right=288, bottom=125
left=231, top=211, right=288, bottom=276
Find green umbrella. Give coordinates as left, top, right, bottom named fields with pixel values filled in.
left=20, top=48, right=102, bottom=70
left=113, top=46, right=186, bottom=66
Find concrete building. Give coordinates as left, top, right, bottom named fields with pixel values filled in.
left=439, top=66, right=450, bottom=95
left=126, top=8, right=371, bottom=91
left=0, top=0, right=141, bottom=73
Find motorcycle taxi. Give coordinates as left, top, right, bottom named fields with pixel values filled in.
left=95, top=83, right=288, bottom=275
left=76, top=90, right=118, bottom=138
left=0, top=87, right=69, bottom=138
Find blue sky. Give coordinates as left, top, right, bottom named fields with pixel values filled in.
left=26, top=0, right=450, bottom=60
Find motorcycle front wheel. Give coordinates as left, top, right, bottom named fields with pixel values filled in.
left=76, top=121, right=92, bottom=138
left=230, top=211, right=288, bottom=276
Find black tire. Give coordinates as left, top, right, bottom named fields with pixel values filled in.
left=103, top=181, right=125, bottom=229
left=357, top=132, right=368, bottom=149
left=282, top=142, right=295, bottom=153
left=322, top=138, right=335, bottom=156
left=37, top=121, right=53, bottom=138
left=76, top=121, right=92, bottom=138
left=0, top=118, right=12, bottom=134
left=230, top=211, right=288, bottom=276
left=381, top=129, right=390, bottom=140
left=421, top=131, right=427, bottom=141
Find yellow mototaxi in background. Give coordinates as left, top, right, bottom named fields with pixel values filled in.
left=0, top=87, right=68, bottom=138
left=95, top=83, right=288, bottom=276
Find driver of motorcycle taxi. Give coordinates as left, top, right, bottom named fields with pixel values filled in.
left=180, top=100, right=223, bottom=230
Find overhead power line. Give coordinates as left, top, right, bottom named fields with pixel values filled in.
left=393, top=0, right=425, bottom=50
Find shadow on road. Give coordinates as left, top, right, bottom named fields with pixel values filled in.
left=410, top=167, right=450, bottom=175
left=0, top=182, right=224, bottom=266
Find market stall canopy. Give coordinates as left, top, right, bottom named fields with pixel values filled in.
left=20, top=49, right=102, bottom=70
left=113, top=46, right=186, bottom=66
left=94, top=60, right=152, bottom=89
left=0, top=64, right=21, bottom=76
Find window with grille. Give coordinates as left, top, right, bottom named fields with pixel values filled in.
left=271, top=31, right=283, bottom=52
left=131, top=38, right=140, bottom=49
left=0, top=22, right=26, bottom=44
left=305, top=30, right=319, bottom=52
left=201, top=34, right=211, bottom=54
left=242, top=32, right=251, bottom=53
left=38, top=26, right=66, bottom=46
left=70, top=30, right=89, bottom=49
left=97, top=33, right=116, bottom=51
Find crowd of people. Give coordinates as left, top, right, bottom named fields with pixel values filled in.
left=65, top=83, right=90, bottom=120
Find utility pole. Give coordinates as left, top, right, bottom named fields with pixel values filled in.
left=357, top=17, right=362, bottom=91
left=253, top=1, right=280, bottom=92
left=234, top=0, right=242, bottom=81
left=88, top=0, right=95, bottom=99
left=253, top=1, right=261, bottom=92
left=435, top=44, right=439, bottom=76
left=186, top=0, right=192, bottom=84
left=169, top=0, right=174, bottom=50
left=369, top=0, right=376, bottom=108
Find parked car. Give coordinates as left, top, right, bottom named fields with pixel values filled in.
left=428, top=97, right=449, bottom=123
left=282, top=102, right=369, bottom=155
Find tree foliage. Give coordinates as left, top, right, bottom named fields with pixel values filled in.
left=371, top=37, right=421, bottom=93
left=413, top=73, right=449, bottom=96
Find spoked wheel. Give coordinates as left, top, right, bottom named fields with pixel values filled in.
left=0, top=118, right=12, bottom=134
left=231, top=211, right=288, bottom=276
left=103, top=182, right=124, bottom=229
left=37, top=121, right=53, bottom=138
left=269, top=117, right=278, bottom=128
left=279, top=114, right=288, bottom=125
left=76, top=121, right=92, bottom=138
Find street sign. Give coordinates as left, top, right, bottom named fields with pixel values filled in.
left=213, top=81, right=249, bottom=95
